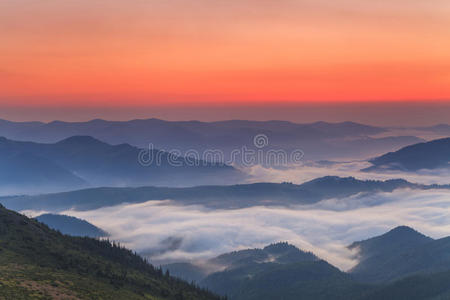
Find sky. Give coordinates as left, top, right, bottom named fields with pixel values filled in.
left=1, top=0, right=450, bottom=123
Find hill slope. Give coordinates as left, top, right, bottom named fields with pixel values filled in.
left=349, top=226, right=450, bottom=283
left=364, top=137, right=450, bottom=171
left=0, top=204, right=221, bottom=299
left=360, top=270, right=450, bottom=300
left=163, top=233, right=450, bottom=300
left=166, top=243, right=369, bottom=300
left=0, top=139, right=87, bottom=195
left=35, top=213, right=109, bottom=238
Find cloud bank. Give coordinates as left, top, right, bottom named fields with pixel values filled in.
left=244, top=162, right=450, bottom=185
left=58, top=188, right=450, bottom=271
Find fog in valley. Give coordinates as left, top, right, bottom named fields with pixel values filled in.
left=21, top=187, right=449, bottom=272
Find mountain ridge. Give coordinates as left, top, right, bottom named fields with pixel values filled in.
left=3, top=176, right=448, bottom=212
left=364, top=137, right=450, bottom=171
left=162, top=228, right=450, bottom=299
left=348, top=226, right=450, bottom=283
left=0, top=118, right=422, bottom=161
left=0, top=135, right=243, bottom=195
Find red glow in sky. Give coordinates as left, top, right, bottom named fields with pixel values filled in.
left=1, top=0, right=450, bottom=107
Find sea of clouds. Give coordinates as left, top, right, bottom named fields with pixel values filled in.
left=244, top=161, right=450, bottom=185
left=59, top=188, right=450, bottom=271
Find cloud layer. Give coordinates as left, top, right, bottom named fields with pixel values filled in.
left=244, top=162, right=450, bottom=185
left=59, top=188, right=450, bottom=271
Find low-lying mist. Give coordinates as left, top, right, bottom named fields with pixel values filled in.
left=244, top=162, right=450, bottom=185
left=47, top=188, right=450, bottom=271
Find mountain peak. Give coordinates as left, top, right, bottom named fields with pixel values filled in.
left=87, top=118, right=107, bottom=123
left=348, top=225, right=433, bottom=273
left=56, top=135, right=107, bottom=145
left=379, top=225, right=433, bottom=242
left=349, top=225, right=432, bottom=250
left=263, top=242, right=296, bottom=252
left=387, top=225, right=421, bottom=236
left=302, top=176, right=358, bottom=185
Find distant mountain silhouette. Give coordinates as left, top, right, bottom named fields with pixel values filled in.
left=0, top=137, right=87, bottom=194
left=35, top=213, right=108, bottom=238
left=0, top=136, right=243, bottom=194
left=0, top=118, right=385, bottom=144
left=0, top=118, right=423, bottom=161
left=364, top=137, right=450, bottom=171
left=349, top=226, right=450, bottom=282
left=417, top=124, right=450, bottom=136
left=3, top=176, right=446, bottom=212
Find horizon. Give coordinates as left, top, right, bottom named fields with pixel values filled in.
left=1, top=116, right=449, bottom=128
left=1, top=100, right=450, bottom=126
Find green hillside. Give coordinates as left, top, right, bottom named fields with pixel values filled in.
left=349, top=226, right=450, bottom=283
left=0, top=204, right=222, bottom=300
left=361, top=270, right=450, bottom=300
left=164, top=239, right=450, bottom=300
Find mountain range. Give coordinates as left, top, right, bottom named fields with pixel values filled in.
left=0, top=136, right=243, bottom=195
left=2, top=176, right=448, bottom=212
left=0, top=118, right=424, bottom=161
left=417, top=124, right=450, bottom=136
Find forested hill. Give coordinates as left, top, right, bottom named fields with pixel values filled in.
left=365, top=137, right=450, bottom=171
left=4, top=176, right=448, bottom=212
left=0, top=204, right=222, bottom=300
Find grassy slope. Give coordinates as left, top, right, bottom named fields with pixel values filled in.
left=0, top=204, right=221, bottom=300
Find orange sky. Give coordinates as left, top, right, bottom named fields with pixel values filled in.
left=1, top=0, right=450, bottom=107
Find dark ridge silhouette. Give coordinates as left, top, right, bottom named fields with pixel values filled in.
left=0, top=135, right=244, bottom=195
left=364, top=137, right=450, bottom=171
left=3, top=176, right=448, bottom=212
